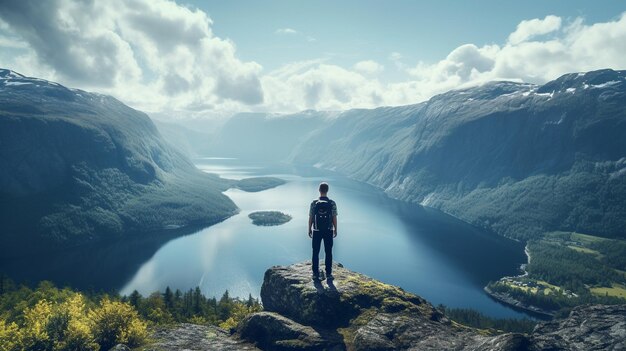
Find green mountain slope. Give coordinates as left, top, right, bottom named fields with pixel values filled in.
left=0, top=69, right=237, bottom=257
left=214, top=69, right=626, bottom=241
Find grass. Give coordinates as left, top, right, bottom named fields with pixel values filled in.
left=591, top=284, right=626, bottom=299
left=500, top=279, right=562, bottom=295
left=501, top=281, right=536, bottom=294
left=536, top=280, right=562, bottom=295
left=570, top=232, right=606, bottom=244
left=567, top=245, right=600, bottom=255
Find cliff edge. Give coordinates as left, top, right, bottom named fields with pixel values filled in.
left=236, top=262, right=626, bottom=351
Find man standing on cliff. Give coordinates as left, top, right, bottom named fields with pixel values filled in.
left=308, top=182, right=338, bottom=280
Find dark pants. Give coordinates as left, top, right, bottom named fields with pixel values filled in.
left=312, top=230, right=333, bottom=275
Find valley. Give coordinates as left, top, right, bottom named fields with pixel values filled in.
left=2, top=68, right=625, bottom=321
left=193, top=69, right=626, bottom=316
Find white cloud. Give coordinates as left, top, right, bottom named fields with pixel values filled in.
left=275, top=27, right=317, bottom=42
left=508, top=15, right=562, bottom=45
left=0, top=3, right=625, bottom=117
left=354, top=60, right=384, bottom=75
left=275, top=28, right=298, bottom=35
left=0, top=34, right=27, bottom=48
left=261, top=62, right=385, bottom=111
left=261, top=13, right=626, bottom=113
left=0, top=0, right=263, bottom=117
left=389, top=52, right=403, bottom=61
left=396, top=12, right=626, bottom=105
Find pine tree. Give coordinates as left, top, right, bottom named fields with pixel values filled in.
left=219, top=290, right=230, bottom=304
left=217, top=290, right=232, bottom=321
left=193, top=287, right=203, bottom=315
left=129, top=290, right=141, bottom=309
left=183, top=289, right=193, bottom=318
left=163, top=286, right=175, bottom=311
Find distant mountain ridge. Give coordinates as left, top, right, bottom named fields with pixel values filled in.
left=0, top=69, right=237, bottom=257
left=213, top=69, right=626, bottom=240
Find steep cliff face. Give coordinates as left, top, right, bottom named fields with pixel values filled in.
left=236, top=262, right=626, bottom=351
left=0, top=69, right=237, bottom=256
left=212, top=69, right=626, bottom=241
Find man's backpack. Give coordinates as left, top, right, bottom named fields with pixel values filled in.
left=313, top=199, right=333, bottom=232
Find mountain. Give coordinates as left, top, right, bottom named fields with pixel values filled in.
left=231, top=262, right=626, bottom=351
left=152, top=119, right=216, bottom=158
left=0, top=69, right=237, bottom=257
left=212, top=69, right=626, bottom=241
left=211, top=111, right=340, bottom=161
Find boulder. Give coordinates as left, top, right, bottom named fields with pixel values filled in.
left=260, top=262, right=438, bottom=328
left=237, top=311, right=343, bottom=351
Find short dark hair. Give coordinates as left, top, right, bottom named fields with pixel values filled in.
left=319, top=182, right=329, bottom=193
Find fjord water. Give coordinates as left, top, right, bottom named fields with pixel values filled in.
left=121, top=158, right=529, bottom=319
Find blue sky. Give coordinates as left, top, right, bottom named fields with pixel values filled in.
left=195, top=1, right=625, bottom=74
left=0, top=0, right=624, bottom=118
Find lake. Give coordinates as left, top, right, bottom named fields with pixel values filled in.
left=118, top=158, right=529, bottom=319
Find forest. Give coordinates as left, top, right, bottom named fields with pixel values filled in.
left=485, top=231, right=626, bottom=316
left=0, top=276, right=260, bottom=351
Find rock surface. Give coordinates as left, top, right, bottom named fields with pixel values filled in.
left=143, top=263, right=625, bottom=350
left=529, top=304, right=626, bottom=350
left=237, top=311, right=343, bottom=351
left=238, top=262, right=626, bottom=351
left=145, top=323, right=261, bottom=351
left=108, top=345, right=131, bottom=351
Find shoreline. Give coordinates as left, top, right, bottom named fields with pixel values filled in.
left=483, top=285, right=555, bottom=319
left=483, top=243, right=556, bottom=319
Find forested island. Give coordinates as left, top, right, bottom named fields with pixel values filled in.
left=248, top=211, right=292, bottom=226
left=235, top=177, right=286, bottom=192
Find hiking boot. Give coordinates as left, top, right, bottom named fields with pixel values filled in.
left=312, top=273, right=320, bottom=281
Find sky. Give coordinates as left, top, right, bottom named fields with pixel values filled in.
left=0, top=0, right=625, bottom=120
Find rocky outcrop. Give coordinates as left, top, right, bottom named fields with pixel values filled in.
left=237, top=262, right=626, bottom=351
left=530, top=304, right=626, bottom=350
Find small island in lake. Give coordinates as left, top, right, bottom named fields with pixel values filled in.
left=235, top=177, right=286, bottom=192
left=249, top=211, right=292, bottom=226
